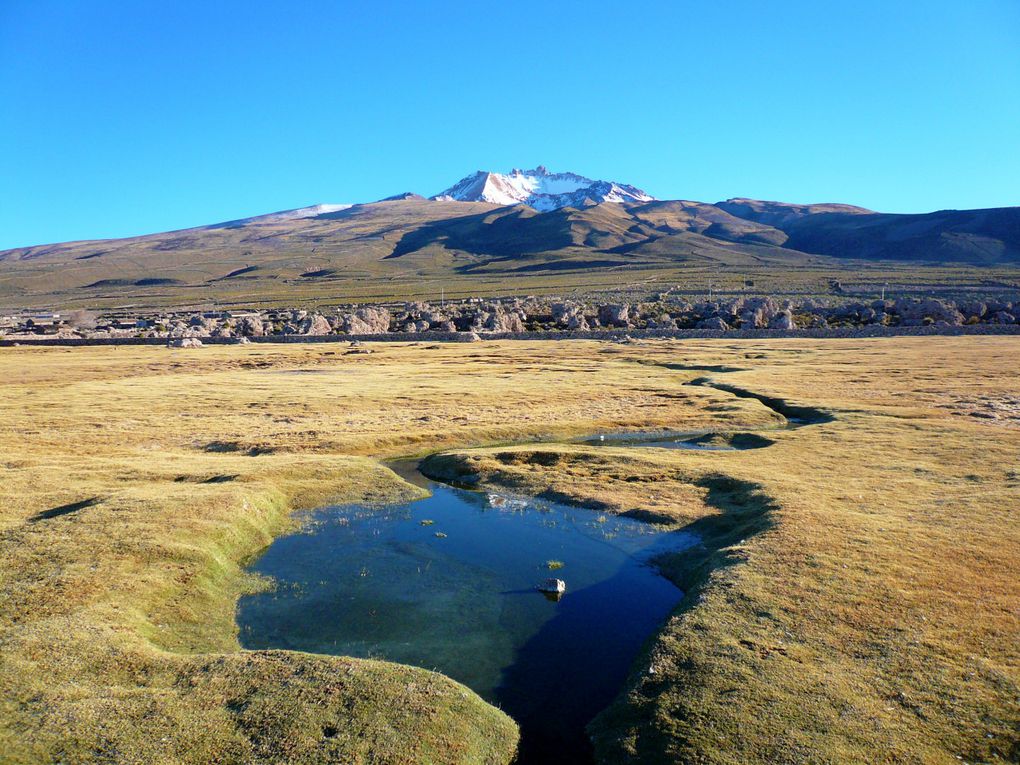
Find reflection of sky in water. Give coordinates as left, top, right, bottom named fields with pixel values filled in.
left=576, top=430, right=735, bottom=450
left=238, top=484, right=695, bottom=764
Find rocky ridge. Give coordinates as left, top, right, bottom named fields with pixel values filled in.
left=5, top=295, right=1019, bottom=343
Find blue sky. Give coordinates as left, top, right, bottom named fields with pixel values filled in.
left=1, top=0, right=1018, bottom=249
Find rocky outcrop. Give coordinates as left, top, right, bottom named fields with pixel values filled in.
left=476, top=303, right=526, bottom=333
left=895, top=297, right=965, bottom=327
left=733, top=297, right=782, bottom=329
left=237, top=316, right=265, bottom=337
left=768, top=311, right=796, bottom=330
left=696, top=317, right=730, bottom=331
left=551, top=302, right=589, bottom=330
left=341, top=307, right=392, bottom=334
left=299, top=314, right=332, bottom=336
left=167, top=337, right=203, bottom=348
left=598, top=304, right=630, bottom=328
left=10, top=289, right=1020, bottom=344
left=647, top=313, right=678, bottom=330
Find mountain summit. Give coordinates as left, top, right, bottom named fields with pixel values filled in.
left=432, top=166, right=655, bottom=211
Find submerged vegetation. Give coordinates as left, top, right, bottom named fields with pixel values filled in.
left=0, top=337, right=1018, bottom=763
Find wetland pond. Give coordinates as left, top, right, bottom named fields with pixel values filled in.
left=238, top=466, right=697, bottom=764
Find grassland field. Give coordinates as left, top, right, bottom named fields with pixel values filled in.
left=0, top=337, right=1017, bottom=764
left=4, top=262, right=1018, bottom=313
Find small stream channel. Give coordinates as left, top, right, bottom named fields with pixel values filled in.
left=236, top=376, right=832, bottom=764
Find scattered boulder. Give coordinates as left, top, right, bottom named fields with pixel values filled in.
left=960, top=301, right=987, bottom=320
left=566, top=314, right=590, bottom=331
left=895, top=297, right=964, bottom=326
left=418, top=307, right=448, bottom=325
left=696, top=317, right=730, bottom=331
left=237, top=316, right=265, bottom=337
left=167, top=337, right=203, bottom=349
left=341, top=307, right=391, bottom=335
left=867, top=309, right=888, bottom=325
left=768, top=311, right=796, bottom=330
left=17, top=289, right=1020, bottom=345
left=598, top=303, right=631, bottom=328
left=479, top=304, right=526, bottom=333
left=736, top=296, right=780, bottom=329
left=299, top=314, right=332, bottom=336
left=648, top=313, right=678, bottom=330
left=551, top=301, right=589, bottom=330
left=403, top=319, right=431, bottom=333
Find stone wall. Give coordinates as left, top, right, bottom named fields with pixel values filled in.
left=4, top=323, right=1020, bottom=348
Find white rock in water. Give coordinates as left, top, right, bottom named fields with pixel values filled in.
left=539, top=578, right=566, bottom=594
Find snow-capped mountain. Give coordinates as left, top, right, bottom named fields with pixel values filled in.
left=432, top=166, right=655, bottom=211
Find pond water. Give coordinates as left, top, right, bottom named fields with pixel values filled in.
left=575, top=430, right=732, bottom=450
left=237, top=479, right=696, bottom=764
left=572, top=429, right=776, bottom=451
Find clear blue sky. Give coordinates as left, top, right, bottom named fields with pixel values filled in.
left=1, top=1, right=1018, bottom=249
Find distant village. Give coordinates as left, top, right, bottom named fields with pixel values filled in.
left=2, top=293, right=1019, bottom=343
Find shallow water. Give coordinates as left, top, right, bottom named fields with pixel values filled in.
left=576, top=430, right=735, bottom=450
left=573, top=429, right=778, bottom=451
left=238, top=481, right=695, bottom=764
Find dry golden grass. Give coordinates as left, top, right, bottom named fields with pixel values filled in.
left=0, top=337, right=1017, bottom=763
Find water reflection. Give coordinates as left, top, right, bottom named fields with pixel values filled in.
left=238, top=482, right=695, bottom=764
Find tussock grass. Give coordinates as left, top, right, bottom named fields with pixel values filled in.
left=0, top=337, right=1017, bottom=763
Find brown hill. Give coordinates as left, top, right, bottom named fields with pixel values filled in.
left=1, top=196, right=1017, bottom=309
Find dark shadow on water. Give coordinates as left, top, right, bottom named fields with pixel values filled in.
left=588, top=473, right=780, bottom=762
left=496, top=555, right=684, bottom=765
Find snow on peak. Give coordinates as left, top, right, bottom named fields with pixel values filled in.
left=214, top=204, right=354, bottom=228
left=432, top=167, right=655, bottom=211
left=205, top=204, right=355, bottom=230
left=273, top=204, right=354, bottom=220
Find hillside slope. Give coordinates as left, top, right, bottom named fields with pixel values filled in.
left=1, top=195, right=1018, bottom=309
left=719, top=199, right=1020, bottom=264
